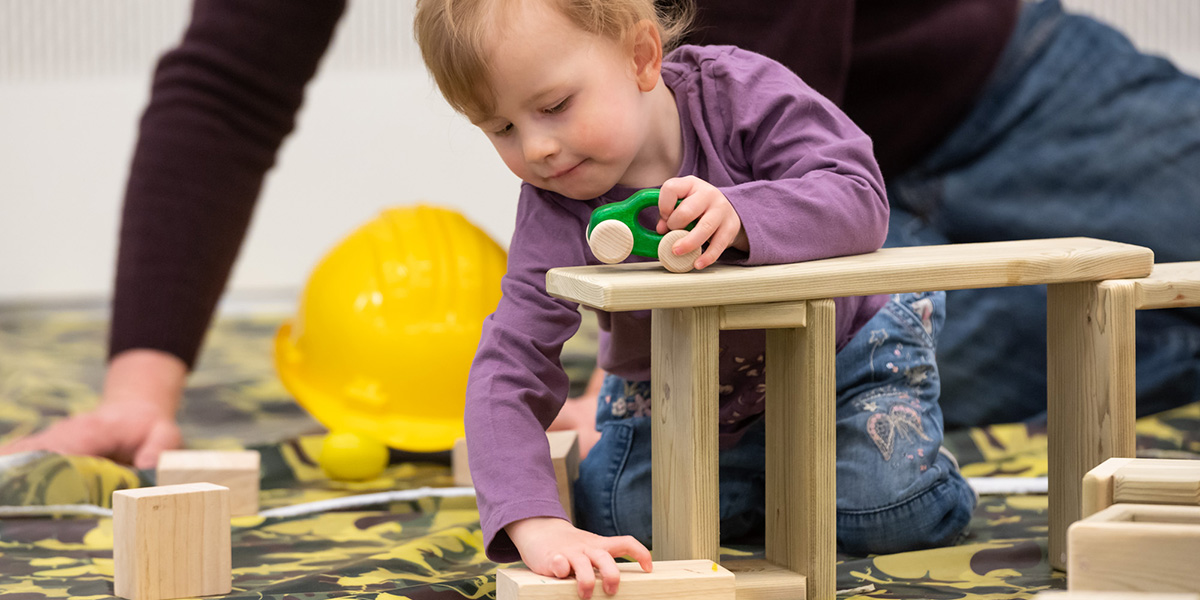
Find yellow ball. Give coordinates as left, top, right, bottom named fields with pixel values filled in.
left=319, top=431, right=389, bottom=480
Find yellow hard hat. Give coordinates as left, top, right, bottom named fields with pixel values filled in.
left=274, top=205, right=506, bottom=452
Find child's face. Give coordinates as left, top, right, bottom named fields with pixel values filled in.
left=476, top=1, right=669, bottom=200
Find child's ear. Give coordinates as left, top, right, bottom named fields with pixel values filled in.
left=630, top=19, right=663, bottom=92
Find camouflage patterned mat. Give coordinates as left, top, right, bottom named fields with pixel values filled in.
left=1, top=307, right=1197, bottom=599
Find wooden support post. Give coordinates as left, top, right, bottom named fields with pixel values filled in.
left=156, top=450, right=260, bottom=517
left=651, top=306, right=720, bottom=562
left=765, top=299, right=834, bottom=600
left=1048, top=281, right=1138, bottom=570
left=113, top=483, right=232, bottom=600
left=496, top=560, right=735, bottom=599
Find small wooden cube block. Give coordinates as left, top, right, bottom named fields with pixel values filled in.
left=497, top=559, right=735, bottom=600
left=1082, top=458, right=1200, bottom=519
left=113, top=483, right=232, bottom=600
left=157, top=450, right=260, bottom=517
left=1068, top=503, right=1200, bottom=593
left=452, top=431, right=580, bottom=522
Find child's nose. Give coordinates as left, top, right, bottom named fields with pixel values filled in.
left=523, top=133, right=558, bottom=163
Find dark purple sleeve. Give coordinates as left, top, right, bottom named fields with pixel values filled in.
left=109, top=0, right=346, bottom=368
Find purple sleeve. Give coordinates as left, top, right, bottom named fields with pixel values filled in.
left=110, top=0, right=346, bottom=368
left=711, top=49, right=889, bottom=265
left=465, top=185, right=588, bottom=563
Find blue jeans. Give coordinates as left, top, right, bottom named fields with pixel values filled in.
left=887, top=0, right=1200, bottom=428
left=575, top=292, right=977, bottom=555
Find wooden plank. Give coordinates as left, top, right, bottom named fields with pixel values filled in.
left=719, top=301, right=807, bottom=330
left=1048, top=282, right=1138, bottom=570
left=113, top=483, right=231, bottom=600
left=496, top=560, right=735, bottom=599
left=1114, top=459, right=1200, bottom=507
left=1038, top=592, right=1200, bottom=600
left=651, top=306, right=720, bottom=562
left=156, top=450, right=260, bottom=517
left=547, top=238, right=1153, bottom=312
left=1122, top=262, right=1200, bottom=310
left=1068, top=504, right=1200, bottom=592
left=722, top=559, right=807, bottom=600
left=765, top=300, right=834, bottom=600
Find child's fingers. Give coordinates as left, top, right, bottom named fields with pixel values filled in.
left=695, top=220, right=742, bottom=270
left=568, top=553, right=596, bottom=599
left=673, top=210, right=723, bottom=255
left=549, top=553, right=572, bottom=579
left=585, top=547, right=622, bottom=595
left=657, top=179, right=687, bottom=224
left=606, top=536, right=652, bottom=572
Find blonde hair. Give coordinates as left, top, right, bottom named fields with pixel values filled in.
left=414, top=0, right=692, bottom=122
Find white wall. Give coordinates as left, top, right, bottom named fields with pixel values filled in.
left=0, top=0, right=1196, bottom=305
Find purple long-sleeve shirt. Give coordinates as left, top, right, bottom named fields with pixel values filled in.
left=467, top=46, right=890, bottom=562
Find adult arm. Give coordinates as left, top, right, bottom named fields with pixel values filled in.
left=0, top=0, right=346, bottom=468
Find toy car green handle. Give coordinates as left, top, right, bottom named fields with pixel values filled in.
left=586, top=188, right=687, bottom=258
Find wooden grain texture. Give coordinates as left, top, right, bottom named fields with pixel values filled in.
left=547, top=238, right=1153, bottom=312
left=1048, top=281, right=1137, bottom=570
left=156, top=450, right=260, bottom=517
left=651, top=306, right=720, bottom=562
left=722, top=559, right=807, bottom=600
left=1068, top=504, right=1200, bottom=593
left=1114, top=459, right=1200, bottom=507
left=589, top=220, right=635, bottom=265
left=1082, top=457, right=1137, bottom=519
left=496, top=560, right=735, bottom=600
left=113, top=483, right=231, bottom=600
left=657, top=230, right=700, bottom=274
left=719, top=301, right=807, bottom=331
left=765, top=300, right=834, bottom=600
left=1110, top=261, right=1200, bottom=310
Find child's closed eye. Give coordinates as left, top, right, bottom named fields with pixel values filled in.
left=543, top=97, right=571, bottom=115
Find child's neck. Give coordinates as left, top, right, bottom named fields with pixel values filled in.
left=619, top=76, right=682, bottom=188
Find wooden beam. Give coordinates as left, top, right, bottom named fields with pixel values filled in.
left=1068, top=504, right=1200, bottom=592
left=651, top=306, right=720, bottom=562
left=1048, top=282, right=1138, bottom=570
left=496, top=560, right=735, bottom=599
left=548, top=238, right=1152, bottom=312
left=719, top=301, right=807, bottom=330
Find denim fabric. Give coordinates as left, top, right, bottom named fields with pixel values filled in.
left=886, top=0, right=1200, bottom=428
left=575, top=292, right=977, bottom=555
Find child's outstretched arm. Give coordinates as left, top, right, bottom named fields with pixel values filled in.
left=507, top=517, right=653, bottom=599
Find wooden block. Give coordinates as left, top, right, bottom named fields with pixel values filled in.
left=113, top=483, right=232, bottom=600
left=156, top=450, right=260, bottom=517
left=452, top=438, right=472, bottom=487
left=651, top=306, right=720, bottom=562
left=1038, top=592, right=1200, bottom=600
left=722, top=559, right=807, bottom=600
left=1048, top=281, right=1137, bottom=570
left=497, top=559, right=735, bottom=599
left=547, top=430, right=581, bottom=523
left=1123, top=261, right=1200, bottom=310
left=765, top=300, right=834, bottom=600
left=718, top=301, right=806, bottom=330
left=1068, top=504, right=1200, bottom=593
left=1083, top=458, right=1137, bottom=519
left=452, top=432, right=580, bottom=521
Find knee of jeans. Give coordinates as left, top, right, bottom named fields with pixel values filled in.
left=574, top=420, right=654, bottom=545
left=837, top=476, right=976, bottom=555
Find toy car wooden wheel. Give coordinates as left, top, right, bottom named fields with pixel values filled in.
left=658, top=230, right=699, bottom=273
left=588, top=219, right=635, bottom=264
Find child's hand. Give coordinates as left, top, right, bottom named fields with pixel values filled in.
left=655, top=176, right=749, bottom=270
left=506, top=516, right=652, bottom=599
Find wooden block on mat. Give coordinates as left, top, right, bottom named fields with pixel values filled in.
left=721, top=559, right=807, bottom=600
left=1068, top=503, right=1200, bottom=593
left=1083, top=458, right=1200, bottom=519
left=497, top=559, right=735, bottom=599
left=452, top=431, right=580, bottom=521
left=157, top=450, right=260, bottom=516
left=113, top=482, right=232, bottom=600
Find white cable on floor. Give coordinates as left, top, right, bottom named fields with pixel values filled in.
left=966, top=476, right=1048, bottom=495
left=0, top=504, right=114, bottom=517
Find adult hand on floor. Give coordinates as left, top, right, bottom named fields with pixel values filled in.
left=0, top=349, right=184, bottom=469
